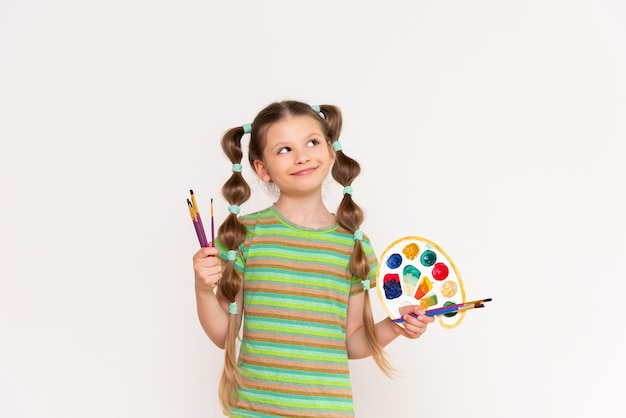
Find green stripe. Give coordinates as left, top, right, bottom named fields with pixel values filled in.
left=244, top=270, right=351, bottom=294
left=240, top=365, right=351, bottom=387
left=247, top=291, right=344, bottom=310
left=242, top=342, right=346, bottom=363
left=237, top=387, right=354, bottom=412
left=244, top=322, right=345, bottom=342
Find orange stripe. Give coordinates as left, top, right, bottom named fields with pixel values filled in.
left=240, top=378, right=352, bottom=398
left=244, top=332, right=346, bottom=350
left=245, top=285, right=349, bottom=304
left=233, top=400, right=354, bottom=418
left=239, top=355, right=349, bottom=374
left=246, top=307, right=345, bottom=325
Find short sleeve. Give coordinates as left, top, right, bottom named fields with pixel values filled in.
left=349, top=234, right=379, bottom=296
left=213, top=236, right=246, bottom=273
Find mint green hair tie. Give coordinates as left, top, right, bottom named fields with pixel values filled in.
left=332, top=141, right=343, bottom=152
left=229, top=301, right=238, bottom=315
left=311, top=105, right=321, bottom=113
left=228, top=205, right=240, bottom=215
left=231, top=163, right=242, bottom=173
left=361, top=279, right=371, bottom=291
left=343, top=186, right=353, bottom=195
left=242, top=123, right=252, bottom=134
left=227, top=250, right=237, bottom=261
left=354, top=229, right=363, bottom=241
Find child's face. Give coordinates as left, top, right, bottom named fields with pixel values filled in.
left=253, top=115, right=334, bottom=196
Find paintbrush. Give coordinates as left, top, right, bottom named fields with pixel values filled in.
left=210, top=198, right=215, bottom=247
left=393, top=298, right=492, bottom=323
left=188, top=190, right=209, bottom=247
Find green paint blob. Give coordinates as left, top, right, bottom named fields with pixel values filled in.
left=402, top=265, right=421, bottom=295
left=443, top=301, right=458, bottom=317
left=420, top=250, right=437, bottom=266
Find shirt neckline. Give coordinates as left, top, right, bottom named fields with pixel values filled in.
left=270, top=205, right=338, bottom=233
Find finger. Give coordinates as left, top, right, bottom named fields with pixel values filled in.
left=402, top=314, right=430, bottom=334
left=410, top=307, right=435, bottom=324
left=400, top=325, right=423, bottom=339
left=197, top=258, right=222, bottom=275
left=195, top=267, right=223, bottom=289
left=193, top=256, right=222, bottom=280
left=193, top=246, right=220, bottom=260
left=418, top=315, right=435, bottom=325
left=404, top=318, right=427, bottom=333
left=417, top=311, right=435, bottom=323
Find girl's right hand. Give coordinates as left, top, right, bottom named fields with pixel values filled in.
left=192, top=246, right=223, bottom=293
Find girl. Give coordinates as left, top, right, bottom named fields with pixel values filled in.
left=192, top=100, right=434, bottom=417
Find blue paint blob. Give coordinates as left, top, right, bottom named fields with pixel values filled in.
left=383, top=274, right=402, bottom=299
left=386, top=253, right=402, bottom=269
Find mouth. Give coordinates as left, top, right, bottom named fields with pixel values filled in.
left=292, top=167, right=318, bottom=176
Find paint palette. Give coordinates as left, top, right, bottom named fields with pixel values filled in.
left=376, top=236, right=467, bottom=329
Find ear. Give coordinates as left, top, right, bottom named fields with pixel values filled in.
left=253, top=159, right=271, bottom=182
left=327, top=141, right=335, bottom=162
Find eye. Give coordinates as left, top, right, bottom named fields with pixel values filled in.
left=277, top=146, right=291, bottom=154
left=307, top=138, right=321, bottom=147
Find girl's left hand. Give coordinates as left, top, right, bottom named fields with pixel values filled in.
left=395, top=307, right=435, bottom=339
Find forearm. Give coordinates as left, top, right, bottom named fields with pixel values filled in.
left=195, top=287, right=230, bottom=349
left=346, top=318, right=401, bottom=359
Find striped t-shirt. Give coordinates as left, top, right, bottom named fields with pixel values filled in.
left=216, top=206, right=378, bottom=417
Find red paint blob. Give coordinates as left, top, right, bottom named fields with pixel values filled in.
left=384, top=273, right=400, bottom=283
left=431, top=262, right=449, bottom=281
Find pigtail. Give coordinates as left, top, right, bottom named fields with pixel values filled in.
left=320, top=104, right=395, bottom=377
left=217, top=126, right=251, bottom=414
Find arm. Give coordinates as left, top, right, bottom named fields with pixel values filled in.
left=345, top=292, right=434, bottom=359
left=193, top=246, right=243, bottom=349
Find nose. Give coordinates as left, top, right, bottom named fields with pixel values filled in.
left=295, top=148, right=311, bottom=165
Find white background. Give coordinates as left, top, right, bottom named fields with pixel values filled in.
left=1, top=1, right=625, bottom=417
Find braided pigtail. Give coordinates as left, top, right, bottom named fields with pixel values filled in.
left=217, top=125, right=251, bottom=414
left=319, top=105, right=395, bottom=377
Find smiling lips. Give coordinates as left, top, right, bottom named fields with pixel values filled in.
left=292, top=167, right=318, bottom=176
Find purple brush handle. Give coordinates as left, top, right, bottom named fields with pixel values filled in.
left=192, top=216, right=208, bottom=247
left=196, top=214, right=210, bottom=247
left=193, top=220, right=206, bottom=247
